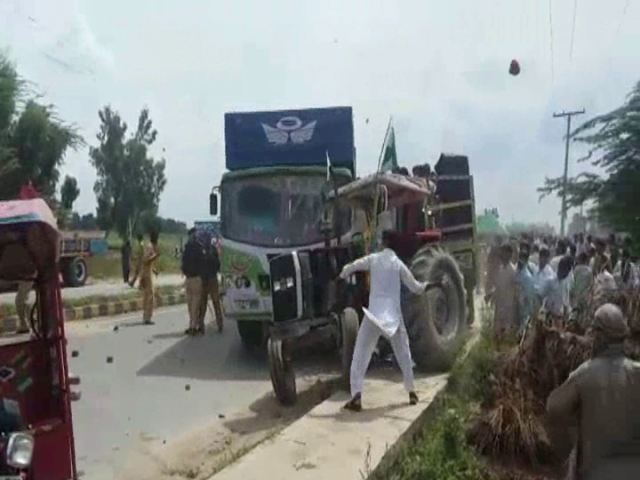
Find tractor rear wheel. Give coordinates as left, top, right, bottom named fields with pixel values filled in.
left=268, top=337, right=297, bottom=406
left=402, top=247, right=467, bottom=371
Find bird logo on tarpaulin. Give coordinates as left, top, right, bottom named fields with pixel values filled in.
left=261, top=116, right=317, bottom=145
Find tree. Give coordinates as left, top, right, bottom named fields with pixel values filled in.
left=0, top=52, right=83, bottom=202
left=60, top=175, right=80, bottom=210
left=69, top=212, right=98, bottom=231
left=538, top=81, right=640, bottom=238
left=90, top=106, right=167, bottom=240
left=504, top=221, right=556, bottom=237
left=58, top=175, right=80, bottom=229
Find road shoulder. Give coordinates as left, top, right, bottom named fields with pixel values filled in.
left=211, top=373, right=449, bottom=480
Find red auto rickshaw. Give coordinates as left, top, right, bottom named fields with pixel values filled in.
left=0, top=198, right=79, bottom=480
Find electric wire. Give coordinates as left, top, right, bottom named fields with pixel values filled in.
left=569, top=0, right=578, bottom=61
left=548, top=0, right=555, bottom=85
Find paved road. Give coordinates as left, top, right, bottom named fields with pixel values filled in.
left=0, top=274, right=184, bottom=305
left=67, top=306, right=273, bottom=480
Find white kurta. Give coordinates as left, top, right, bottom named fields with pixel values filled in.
left=340, top=248, right=427, bottom=397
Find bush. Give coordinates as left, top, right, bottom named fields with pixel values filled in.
left=449, top=313, right=497, bottom=404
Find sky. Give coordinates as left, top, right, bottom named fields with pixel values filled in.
left=0, top=0, right=637, bottom=229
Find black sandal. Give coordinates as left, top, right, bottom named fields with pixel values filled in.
left=344, top=394, right=362, bottom=412
left=409, top=392, right=419, bottom=405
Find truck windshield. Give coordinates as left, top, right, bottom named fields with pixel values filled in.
left=221, top=174, right=350, bottom=247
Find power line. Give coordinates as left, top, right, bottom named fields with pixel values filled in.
left=548, top=0, right=555, bottom=85
left=569, top=0, right=578, bottom=61
left=553, top=109, right=585, bottom=237
left=615, top=0, right=631, bottom=38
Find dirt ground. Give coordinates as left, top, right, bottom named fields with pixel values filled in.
left=113, top=375, right=339, bottom=480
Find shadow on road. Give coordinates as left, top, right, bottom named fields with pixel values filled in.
left=136, top=321, right=344, bottom=382
left=136, top=325, right=268, bottom=381
left=310, top=398, right=410, bottom=424
left=152, top=331, right=186, bottom=340
left=120, top=321, right=152, bottom=328
left=223, top=377, right=338, bottom=436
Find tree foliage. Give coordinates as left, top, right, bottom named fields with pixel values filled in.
left=90, top=106, right=167, bottom=240
left=69, top=212, right=98, bottom=231
left=538, top=81, right=640, bottom=237
left=60, top=175, right=80, bottom=210
left=504, top=221, right=556, bottom=237
left=0, top=52, right=83, bottom=203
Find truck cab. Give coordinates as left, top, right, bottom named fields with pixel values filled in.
left=210, top=107, right=356, bottom=348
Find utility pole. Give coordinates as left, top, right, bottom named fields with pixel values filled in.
left=553, top=108, right=585, bottom=237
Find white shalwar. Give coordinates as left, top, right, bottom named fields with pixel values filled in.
left=340, top=248, right=427, bottom=397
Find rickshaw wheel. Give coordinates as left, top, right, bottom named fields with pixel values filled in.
left=268, top=337, right=297, bottom=406
left=340, top=308, right=359, bottom=388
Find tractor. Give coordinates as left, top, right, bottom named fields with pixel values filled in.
left=267, top=154, right=478, bottom=405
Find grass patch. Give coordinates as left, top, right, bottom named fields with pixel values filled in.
left=90, top=233, right=183, bottom=279
left=88, top=250, right=181, bottom=280
left=106, top=232, right=184, bottom=252
left=449, top=322, right=497, bottom=405
left=368, top=306, right=498, bottom=480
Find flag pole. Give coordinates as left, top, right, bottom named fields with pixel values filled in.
left=376, top=116, right=393, bottom=173
left=370, top=115, right=393, bottom=253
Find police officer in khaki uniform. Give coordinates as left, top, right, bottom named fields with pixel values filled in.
left=130, top=232, right=160, bottom=325
left=198, top=235, right=223, bottom=333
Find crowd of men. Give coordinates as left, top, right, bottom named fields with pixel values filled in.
left=485, top=232, right=639, bottom=338
left=484, top=231, right=640, bottom=479
left=181, top=227, right=224, bottom=335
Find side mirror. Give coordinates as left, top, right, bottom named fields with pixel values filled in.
left=209, top=192, right=218, bottom=216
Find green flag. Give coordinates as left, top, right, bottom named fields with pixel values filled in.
left=379, top=125, right=397, bottom=172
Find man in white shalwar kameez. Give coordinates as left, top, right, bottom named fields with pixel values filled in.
left=339, top=230, right=431, bottom=412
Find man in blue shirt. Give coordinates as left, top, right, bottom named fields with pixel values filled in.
left=516, top=242, right=536, bottom=335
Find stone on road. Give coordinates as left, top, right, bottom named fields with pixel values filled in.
left=0, top=274, right=183, bottom=305
left=68, top=306, right=272, bottom=480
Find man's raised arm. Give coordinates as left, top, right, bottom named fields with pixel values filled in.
left=339, top=255, right=373, bottom=280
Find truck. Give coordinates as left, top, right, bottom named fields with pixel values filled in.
left=59, top=230, right=107, bottom=287
left=209, top=107, right=356, bottom=349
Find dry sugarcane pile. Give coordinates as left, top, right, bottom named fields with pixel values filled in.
left=468, top=315, right=593, bottom=468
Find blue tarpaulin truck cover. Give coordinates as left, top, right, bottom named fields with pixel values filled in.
left=224, top=106, right=355, bottom=175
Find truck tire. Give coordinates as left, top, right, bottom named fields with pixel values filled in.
left=402, top=247, right=467, bottom=372
left=340, top=308, right=359, bottom=388
left=268, top=337, right=297, bottom=406
left=62, top=257, right=88, bottom=288
left=237, top=320, right=266, bottom=349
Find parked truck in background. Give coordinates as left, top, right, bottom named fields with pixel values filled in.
left=59, top=230, right=108, bottom=287
left=209, top=107, right=356, bottom=349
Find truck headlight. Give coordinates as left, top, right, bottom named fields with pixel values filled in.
left=6, top=432, right=34, bottom=468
